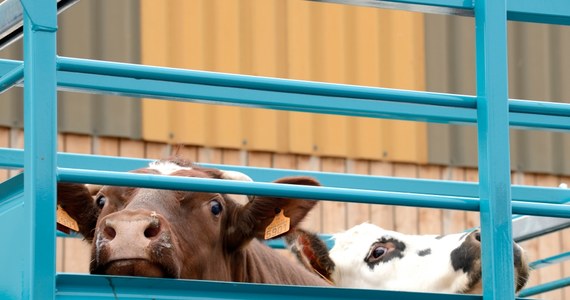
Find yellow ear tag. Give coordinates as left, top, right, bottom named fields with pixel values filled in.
left=264, top=210, right=290, bottom=240
left=57, top=205, right=79, bottom=233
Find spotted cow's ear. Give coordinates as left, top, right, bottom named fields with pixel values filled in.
left=284, top=228, right=335, bottom=283
left=57, top=183, right=100, bottom=242
left=224, top=176, right=320, bottom=250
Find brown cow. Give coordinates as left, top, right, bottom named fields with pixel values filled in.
left=57, top=158, right=328, bottom=286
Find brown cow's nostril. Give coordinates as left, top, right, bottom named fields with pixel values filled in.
left=144, top=223, right=161, bottom=239
left=104, top=226, right=116, bottom=240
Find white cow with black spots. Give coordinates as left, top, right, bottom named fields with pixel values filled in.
left=286, top=223, right=529, bottom=294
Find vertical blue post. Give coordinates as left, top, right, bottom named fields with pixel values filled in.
left=21, top=0, right=58, bottom=299
left=475, top=0, right=514, bottom=299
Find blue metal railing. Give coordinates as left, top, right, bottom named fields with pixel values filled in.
left=1, top=0, right=569, bottom=299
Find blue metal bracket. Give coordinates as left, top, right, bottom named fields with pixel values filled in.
left=20, top=0, right=56, bottom=32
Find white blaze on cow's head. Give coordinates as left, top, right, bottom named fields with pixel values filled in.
left=57, top=159, right=328, bottom=286
left=286, top=223, right=529, bottom=294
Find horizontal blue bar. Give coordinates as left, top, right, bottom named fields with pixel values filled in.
left=56, top=167, right=570, bottom=218
left=343, top=0, right=570, bottom=25
left=56, top=57, right=476, bottom=109
left=1, top=58, right=570, bottom=130
left=378, top=0, right=471, bottom=9
left=519, top=277, right=570, bottom=298
left=0, top=64, right=23, bottom=93
left=1, top=148, right=569, bottom=205
left=56, top=273, right=488, bottom=300
left=57, top=167, right=482, bottom=211
left=57, top=57, right=570, bottom=117
left=529, top=251, right=570, bottom=270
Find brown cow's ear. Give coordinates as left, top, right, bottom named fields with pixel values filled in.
left=57, top=183, right=100, bottom=242
left=224, top=176, right=320, bottom=250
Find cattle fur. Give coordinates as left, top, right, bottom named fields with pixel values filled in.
left=57, top=159, right=329, bottom=286
left=285, top=223, right=530, bottom=294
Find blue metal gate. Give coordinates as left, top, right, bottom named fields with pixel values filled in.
left=0, top=0, right=569, bottom=299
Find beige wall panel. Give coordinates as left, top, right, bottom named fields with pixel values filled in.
left=141, top=0, right=171, bottom=143
left=287, top=0, right=316, bottom=155
left=242, top=0, right=288, bottom=152
left=170, top=0, right=209, bottom=146
left=464, top=169, right=479, bottom=229
left=140, top=1, right=427, bottom=162
left=369, top=161, right=395, bottom=230
left=442, top=167, right=467, bottom=234
left=418, top=165, right=443, bottom=235
left=309, top=3, right=350, bottom=158
left=203, top=0, right=243, bottom=149
left=346, top=160, right=371, bottom=227
left=145, top=142, right=171, bottom=160
left=393, top=163, right=419, bottom=234
left=321, top=157, right=348, bottom=234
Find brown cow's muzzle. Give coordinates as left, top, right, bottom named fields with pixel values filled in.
left=91, top=209, right=181, bottom=278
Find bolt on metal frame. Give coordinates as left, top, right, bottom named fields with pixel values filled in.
left=0, top=0, right=569, bottom=299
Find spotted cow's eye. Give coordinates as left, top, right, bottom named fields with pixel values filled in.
left=95, top=195, right=106, bottom=209
left=372, top=246, right=386, bottom=258
left=366, top=244, right=388, bottom=264
left=210, top=200, right=223, bottom=216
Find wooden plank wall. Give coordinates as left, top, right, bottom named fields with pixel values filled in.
left=1, top=127, right=568, bottom=299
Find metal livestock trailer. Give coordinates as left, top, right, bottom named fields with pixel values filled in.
left=0, top=0, right=569, bottom=299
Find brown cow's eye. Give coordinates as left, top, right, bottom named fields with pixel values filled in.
left=210, top=200, right=222, bottom=216
left=95, top=195, right=106, bottom=209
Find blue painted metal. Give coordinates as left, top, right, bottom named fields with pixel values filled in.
left=0, top=64, right=23, bottom=92
left=1, top=148, right=569, bottom=206
left=20, top=0, right=58, bottom=299
left=519, top=277, right=570, bottom=298
left=56, top=167, right=570, bottom=218
left=529, top=252, right=570, bottom=270
left=55, top=273, right=509, bottom=300
left=2, top=58, right=570, bottom=130
left=0, top=174, right=26, bottom=298
left=1, top=0, right=569, bottom=299
left=57, top=167, right=482, bottom=211
left=321, top=0, right=570, bottom=25
left=475, top=0, right=514, bottom=299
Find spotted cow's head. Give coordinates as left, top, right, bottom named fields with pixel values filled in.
left=286, top=223, right=529, bottom=294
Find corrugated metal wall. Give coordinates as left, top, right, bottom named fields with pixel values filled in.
left=425, top=15, right=570, bottom=175
left=140, top=0, right=428, bottom=163
left=2, top=1, right=567, bottom=175
left=0, top=0, right=141, bottom=138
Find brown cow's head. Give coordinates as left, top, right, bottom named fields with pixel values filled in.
left=57, top=159, right=320, bottom=280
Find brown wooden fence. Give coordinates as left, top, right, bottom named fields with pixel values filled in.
left=1, top=127, right=568, bottom=299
